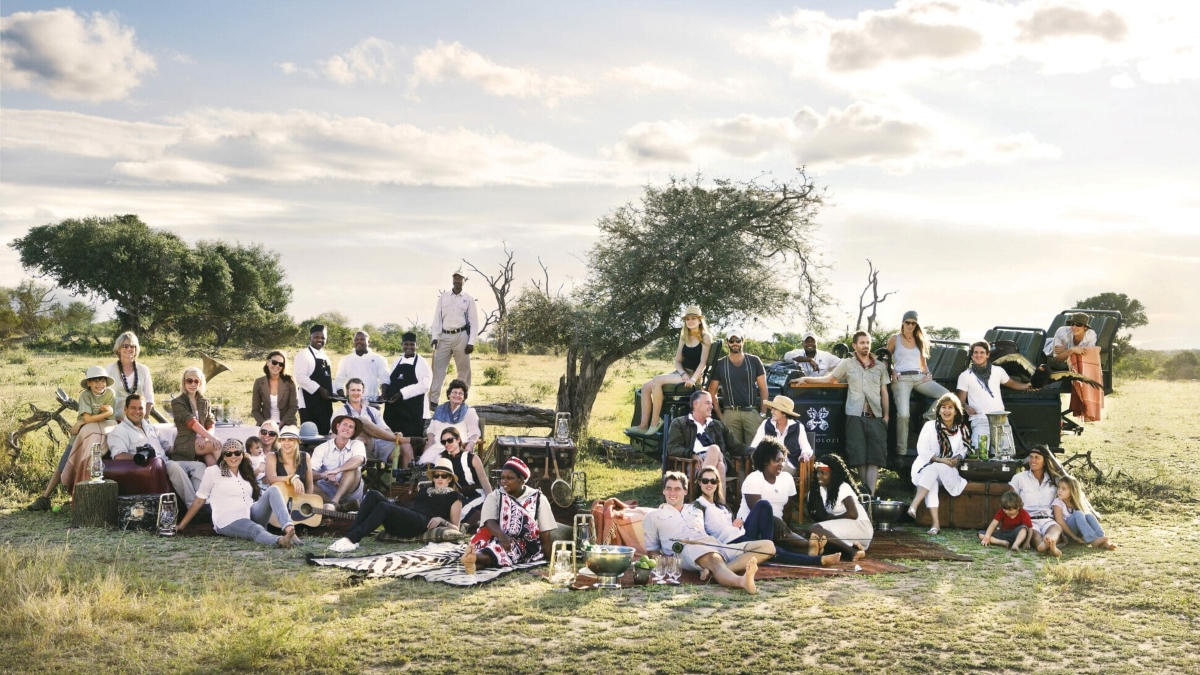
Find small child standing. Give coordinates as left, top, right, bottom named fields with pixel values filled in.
left=28, top=366, right=118, bottom=510
left=244, top=436, right=268, bottom=490
left=979, top=491, right=1032, bottom=551
left=1052, top=475, right=1117, bottom=550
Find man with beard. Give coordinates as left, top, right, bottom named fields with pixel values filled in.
left=383, top=332, right=431, bottom=467
left=295, top=324, right=335, bottom=436
left=430, top=271, right=479, bottom=406
left=706, top=328, right=768, bottom=446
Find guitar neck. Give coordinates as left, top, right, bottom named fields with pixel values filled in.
left=318, top=507, right=356, bottom=521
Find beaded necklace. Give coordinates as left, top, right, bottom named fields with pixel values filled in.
left=119, top=360, right=140, bottom=396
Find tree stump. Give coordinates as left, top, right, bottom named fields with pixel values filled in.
left=72, top=479, right=119, bottom=528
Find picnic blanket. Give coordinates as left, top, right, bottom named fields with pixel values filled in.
left=868, top=529, right=973, bottom=562
left=307, top=542, right=546, bottom=586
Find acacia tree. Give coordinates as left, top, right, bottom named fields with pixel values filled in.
left=10, top=215, right=199, bottom=337
left=508, top=172, right=829, bottom=437
left=175, top=241, right=295, bottom=349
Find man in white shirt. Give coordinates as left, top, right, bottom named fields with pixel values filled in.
left=430, top=271, right=480, bottom=406
left=957, top=341, right=1035, bottom=441
left=333, top=331, right=390, bottom=397
left=383, top=332, right=432, bottom=465
left=294, top=324, right=334, bottom=435
left=642, top=472, right=773, bottom=594
left=783, top=332, right=841, bottom=377
left=310, top=414, right=367, bottom=510
left=331, top=378, right=400, bottom=465
left=107, top=394, right=200, bottom=506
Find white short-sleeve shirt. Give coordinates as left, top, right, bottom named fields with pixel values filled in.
left=956, top=367, right=1010, bottom=416
left=736, top=470, right=796, bottom=521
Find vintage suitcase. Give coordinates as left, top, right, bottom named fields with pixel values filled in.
left=915, top=481, right=1015, bottom=530
left=492, top=436, right=576, bottom=486
left=957, top=459, right=1021, bottom=482
left=118, top=493, right=168, bottom=532
left=103, top=457, right=171, bottom=495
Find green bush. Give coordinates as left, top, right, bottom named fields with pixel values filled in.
left=482, top=365, right=508, bottom=386
left=1158, top=351, right=1199, bottom=381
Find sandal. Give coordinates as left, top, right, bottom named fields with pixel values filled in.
left=927, top=527, right=940, bottom=535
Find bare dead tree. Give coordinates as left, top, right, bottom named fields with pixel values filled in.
left=532, top=256, right=564, bottom=298
left=463, top=242, right=517, bottom=354
left=854, top=259, right=896, bottom=334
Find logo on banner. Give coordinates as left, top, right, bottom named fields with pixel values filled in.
left=805, top=407, right=830, bottom=431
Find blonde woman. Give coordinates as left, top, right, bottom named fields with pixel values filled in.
left=172, top=367, right=222, bottom=467
left=266, top=425, right=314, bottom=495
left=106, top=332, right=155, bottom=421
left=887, top=311, right=950, bottom=455
left=628, top=305, right=714, bottom=433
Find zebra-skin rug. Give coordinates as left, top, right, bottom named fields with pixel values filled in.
left=307, top=542, right=546, bottom=586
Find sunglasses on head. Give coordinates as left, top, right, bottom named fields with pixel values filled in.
left=269, top=360, right=285, bottom=367
left=185, top=378, right=201, bottom=384
left=698, top=477, right=720, bottom=485
left=224, top=450, right=244, bottom=457
left=431, top=472, right=453, bottom=480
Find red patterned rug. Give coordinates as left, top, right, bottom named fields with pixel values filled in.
left=868, top=528, right=973, bottom=562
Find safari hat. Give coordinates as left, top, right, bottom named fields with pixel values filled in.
left=278, top=425, right=300, bottom=440
left=763, top=394, right=800, bottom=418
left=427, top=457, right=460, bottom=486
left=81, top=365, right=115, bottom=390
left=1068, top=312, right=1091, bottom=328
left=682, top=305, right=703, bottom=318
left=330, top=413, right=363, bottom=438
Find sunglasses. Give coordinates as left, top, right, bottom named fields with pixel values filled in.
left=727, top=338, right=742, bottom=343
left=260, top=430, right=278, bottom=437
left=1069, top=322, right=1087, bottom=328
left=269, top=360, right=285, bottom=367
left=440, top=438, right=457, bottom=445
left=903, top=320, right=917, bottom=326
left=697, top=477, right=720, bottom=485
left=185, top=378, right=201, bottom=384
left=224, top=450, right=244, bottom=457
left=120, top=344, right=137, bottom=350
left=431, top=472, right=453, bottom=480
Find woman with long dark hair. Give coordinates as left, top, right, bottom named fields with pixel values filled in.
left=177, top=439, right=301, bottom=547
left=806, top=454, right=872, bottom=560
left=887, top=311, right=950, bottom=455
left=252, top=351, right=298, bottom=427
left=906, top=393, right=971, bottom=534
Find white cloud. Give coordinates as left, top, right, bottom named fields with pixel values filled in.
left=610, top=103, right=1059, bottom=173
left=1, top=109, right=182, bottom=160
left=410, top=41, right=590, bottom=106
left=319, top=37, right=397, bottom=85
left=605, top=63, right=697, bottom=91
left=0, top=8, right=156, bottom=102
left=743, top=0, right=1200, bottom=89
left=1109, top=73, right=1135, bottom=88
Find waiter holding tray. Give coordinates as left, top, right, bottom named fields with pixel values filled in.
left=295, top=324, right=335, bottom=436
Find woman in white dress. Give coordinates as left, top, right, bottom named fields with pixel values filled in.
left=906, top=393, right=971, bottom=535
left=806, top=454, right=872, bottom=561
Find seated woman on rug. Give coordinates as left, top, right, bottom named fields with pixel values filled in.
left=177, top=439, right=302, bottom=548
left=415, top=426, right=491, bottom=529
left=460, top=458, right=557, bottom=572
left=806, top=454, right=872, bottom=561
left=905, top=393, right=971, bottom=535
left=265, top=425, right=314, bottom=495
left=328, top=457, right=465, bottom=553
left=693, top=463, right=840, bottom=567
left=737, top=440, right=810, bottom=551
left=424, top=379, right=481, bottom=456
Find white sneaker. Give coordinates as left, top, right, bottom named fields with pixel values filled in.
left=328, top=537, right=358, bottom=553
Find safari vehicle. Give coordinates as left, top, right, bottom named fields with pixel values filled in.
left=769, top=308, right=1121, bottom=471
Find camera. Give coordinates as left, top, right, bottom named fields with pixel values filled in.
left=132, top=444, right=157, bottom=466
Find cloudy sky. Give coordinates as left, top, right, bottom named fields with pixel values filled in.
left=2, top=1, right=1197, bottom=348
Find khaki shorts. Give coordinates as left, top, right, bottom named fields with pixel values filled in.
left=845, top=415, right=887, bottom=466
left=679, top=539, right=749, bottom=571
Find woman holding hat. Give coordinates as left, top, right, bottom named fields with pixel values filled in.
left=251, top=350, right=298, bottom=427
left=328, top=458, right=466, bottom=553
left=106, top=331, right=156, bottom=422
left=266, top=425, right=314, bottom=495
left=29, top=365, right=119, bottom=509
left=628, top=305, right=714, bottom=434
left=178, top=439, right=302, bottom=548
left=887, top=311, right=951, bottom=456
left=749, top=394, right=814, bottom=476
left=906, top=393, right=971, bottom=535
left=461, top=457, right=557, bottom=571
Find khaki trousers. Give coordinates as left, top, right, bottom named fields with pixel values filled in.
left=430, top=331, right=472, bottom=405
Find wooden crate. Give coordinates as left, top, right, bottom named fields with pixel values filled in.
left=492, top=436, right=576, bottom=484
left=915, top=481, right=1015, bottom=530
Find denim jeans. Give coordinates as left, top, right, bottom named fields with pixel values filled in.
left=214, top=485, right=293, bottom=546
left=1065, top=510, right=1106, bottom=543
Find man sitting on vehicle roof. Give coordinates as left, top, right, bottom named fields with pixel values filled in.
left=782, top=331, right=841, bottom=377
left=1044, top=312, right=1097, bottom=373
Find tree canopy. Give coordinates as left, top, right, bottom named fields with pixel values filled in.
left=509, top=172, right=829, bottom=435
left=1076, top=291, right=1148, bottom=361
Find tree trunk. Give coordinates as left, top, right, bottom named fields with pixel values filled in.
left=474, top=403, right=556, bottom=427
left=556, top=344, right=615, bottom=440
left=72, top=479, right=119, bottom=528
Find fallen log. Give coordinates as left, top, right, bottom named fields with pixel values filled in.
left=474, top=403, right=556, bottom=428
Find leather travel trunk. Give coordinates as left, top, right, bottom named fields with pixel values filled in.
left=915, top=481, right=1015, bottom=530
left=101, top=457, right=171, bottom=496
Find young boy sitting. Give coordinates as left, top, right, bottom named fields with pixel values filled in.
left=979, top=490, right=1032, bottom=551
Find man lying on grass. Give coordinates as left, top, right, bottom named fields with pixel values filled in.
left=642, top=471, right=774, bottom=594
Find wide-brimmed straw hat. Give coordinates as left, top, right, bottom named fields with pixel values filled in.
left=427, top=457, right=460, bottom=486
left=764, top=395, right=800, bottom=418
left=81, top=365, right=115, bottom=390
left=682, top=305, right=703, bottom=318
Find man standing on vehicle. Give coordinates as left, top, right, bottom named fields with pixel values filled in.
left=796, top=331, right=888, bottom=496
left=707, top=328, right=768, bottom=446
left=429, top=270, right=479, bottom=407
left=957, top=341, right=1035, bottom=441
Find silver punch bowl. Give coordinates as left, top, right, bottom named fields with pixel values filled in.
left=583, top=545, right=635, bottom=588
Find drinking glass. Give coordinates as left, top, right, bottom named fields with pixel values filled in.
left=651, top=553, right=668, bottom=584
left=667, top=554, right=682, bottom=585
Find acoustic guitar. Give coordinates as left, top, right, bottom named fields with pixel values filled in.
left=268, top=483, right=356, bottom=528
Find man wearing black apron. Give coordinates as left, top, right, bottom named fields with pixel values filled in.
left=383, top=332, right=431, bottom=467
left=296, top=324, right=334, bottom=436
